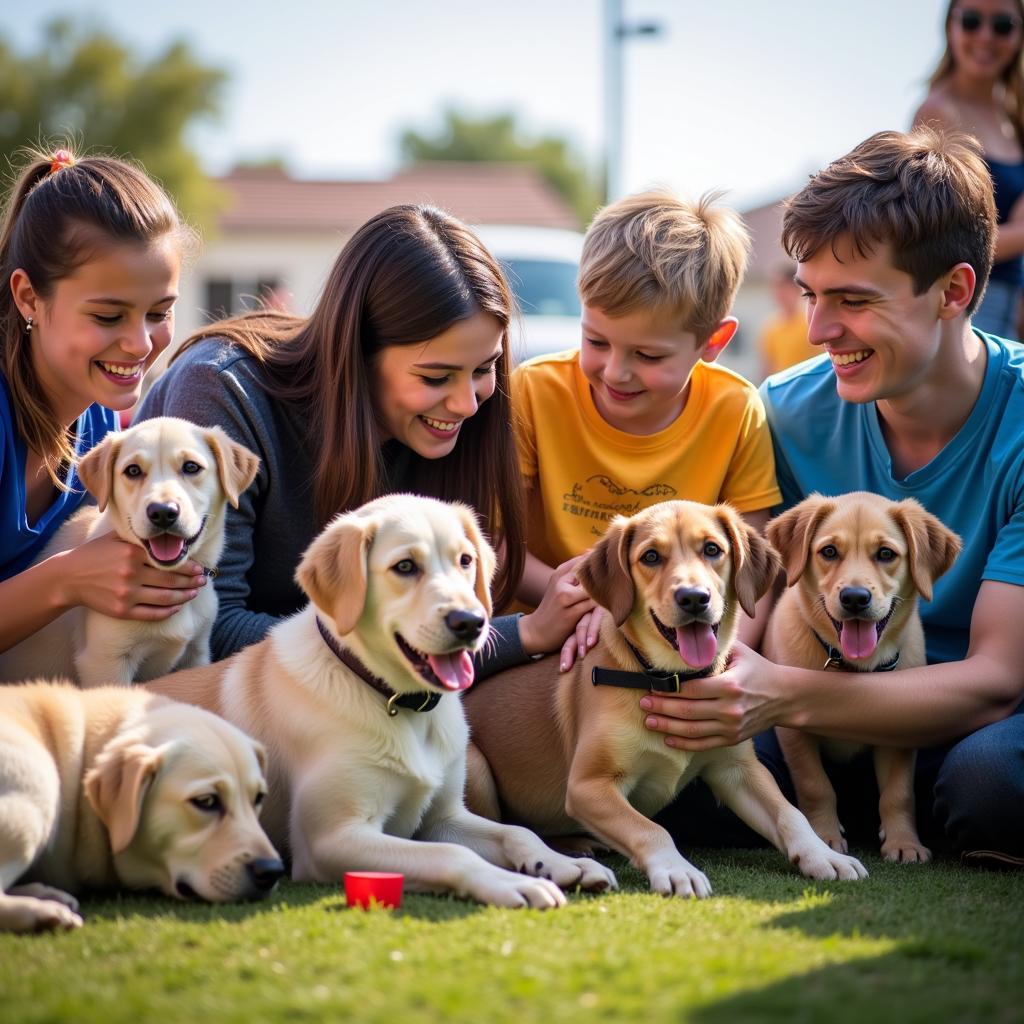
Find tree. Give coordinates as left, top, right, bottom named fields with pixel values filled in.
left=0, top=19, right=227, bottom=229
left=399, top=109, right=602, bottom=227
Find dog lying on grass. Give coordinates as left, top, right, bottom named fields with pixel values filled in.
left=148, top=494, right=616, bottom=908
left=764, top=491, right=961, bottom=862
left=464, top=500, right=868, bottom=897
left=0, top=681, right=283, bottom=933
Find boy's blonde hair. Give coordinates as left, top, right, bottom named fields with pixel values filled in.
left=577, top=189, right=750, bottom=343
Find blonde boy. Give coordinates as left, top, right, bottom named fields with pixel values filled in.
left=513, top=190, right=781, bottom=640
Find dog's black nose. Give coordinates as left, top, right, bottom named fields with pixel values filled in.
left=839, top=587, right=872, bottom=613
left=246, top=857, right=286, bottom=891
left=445, top=609, right=485, bottom=641
left=146, top=501, right=180, bottom=528
left=674, top=586, right=711, bottom=613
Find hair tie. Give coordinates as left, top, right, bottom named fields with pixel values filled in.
left=49, top=149, right=76, bottom=175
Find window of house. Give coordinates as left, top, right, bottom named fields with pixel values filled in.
left=203, top=278, right=285, bottom=320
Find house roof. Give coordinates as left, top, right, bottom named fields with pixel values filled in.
left=741, top=197, right=792, bottom=284
left=216, top=163, right=580, bottom=232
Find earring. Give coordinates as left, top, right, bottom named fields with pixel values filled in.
left=25, top=316, right=33, bottom=334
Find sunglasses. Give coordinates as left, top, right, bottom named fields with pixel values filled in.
left=955, top=8, right=1022, bottom=36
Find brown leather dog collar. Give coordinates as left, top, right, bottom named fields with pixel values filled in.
left=315, top=617, right=442, bottom=716
left=591, top=635, right=715, bottom=693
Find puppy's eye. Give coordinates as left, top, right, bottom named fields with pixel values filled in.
left=182, top=460, right=201, bottom=475
left=392, top=559, right=418, bottom=576
left=819, top=544, right=839, bottom=560
left=639, top=549, right=661, bottom=565
left=460, top=553, right=473, bottom=568
left=876, top=546, right=897, bottom=562
left=190, top=794, right=222, bottom=813
left=123, top=463, right=144, bottom=479
left=703, top=541, right=722, bottom=558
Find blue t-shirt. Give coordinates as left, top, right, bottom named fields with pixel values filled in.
left=760, top=333, right=1024, bottom=665
left=0, top=374, right=118, bottom=580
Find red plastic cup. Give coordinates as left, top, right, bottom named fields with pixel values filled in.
left=344, top=871, right=404, bottom=909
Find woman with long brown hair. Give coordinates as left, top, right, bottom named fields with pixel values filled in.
left=138, top=203, right=578, bottom=666
left=915, top=0, right=1024, bottom=337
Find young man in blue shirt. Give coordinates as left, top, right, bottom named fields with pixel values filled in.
left=642, top=127, right=1024, bottom=866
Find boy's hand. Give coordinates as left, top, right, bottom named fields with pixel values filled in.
left=517, top=556, right=595, bottom=657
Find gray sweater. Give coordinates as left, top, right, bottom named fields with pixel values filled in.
left=137, top=339, right=527, bottom=672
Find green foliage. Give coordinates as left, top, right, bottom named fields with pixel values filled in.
left=400, top=109, right=602, bottom=228
left=1, top=851, right=1021, bottom=1023
left=0, top=18, right=227, bottom=229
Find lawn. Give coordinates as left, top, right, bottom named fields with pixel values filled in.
left=1, top=850, right=1020, bottom=1024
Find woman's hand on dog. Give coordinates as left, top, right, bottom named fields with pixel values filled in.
left=55, top=532, right=207, bottom=621
left=639, top=643, right=784, bottom=750
left=518, top=556, right=600, bottom=665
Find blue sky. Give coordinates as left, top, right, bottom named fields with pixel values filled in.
left=4, top=0, right=948, bottom=210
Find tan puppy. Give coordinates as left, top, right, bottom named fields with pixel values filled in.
left=0, top=416, right=259, bottom=687
left=464, top=500, right=868, bottom=897
left=0, top=681, right=283, bottom=933
left=764, top=492, right=962, bottom=862
left=148, top=494, right=615, bottom=908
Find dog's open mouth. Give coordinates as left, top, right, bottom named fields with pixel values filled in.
left=829, top=602, right=895, bottom=662
left=141, top=517, right=207, bottom=567
left=394, top=633, right=475, bottom=692
left=651, top=610, right=720, bottom=670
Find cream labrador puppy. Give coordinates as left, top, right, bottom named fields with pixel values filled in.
left=0, top=681, right=284, bottom=933
left=0, top=417, right=259, bottom=687
left=149, top=494, right=616, bottom=908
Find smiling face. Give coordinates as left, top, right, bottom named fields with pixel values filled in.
left=578, top=305, right=713, bottom=435
left=371, top=310, right=503, bottom=458
left=16, top=236, right=180, bottom=424
left=948, top=0, right=1023, bottom=82
left=796, top=236, right=961, bottom=405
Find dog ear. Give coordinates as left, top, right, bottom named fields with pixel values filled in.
left=84, top=740, right=165, bottom=855
left=251, top=739, right=269, bottom=779
left=766, top=495, right=835, bottom=587
left=891, top=499, right=962, bottom=602
left=454, top=504, right=497, bottom=618
left=203, top=427, right=260, bottom=508
left=76, top=432, right=123, bottom=512
left=716, top=505, right=783, bottom=618
left=577, top=517, right=636, bottom=626
left=296, top=512, right=375, bottom=634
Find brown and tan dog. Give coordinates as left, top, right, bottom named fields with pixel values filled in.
left=0, top=682, right=283, bottom=933
left=763, top=492, right=962, bottom=862
left=464, top=500, right=868, bottom=897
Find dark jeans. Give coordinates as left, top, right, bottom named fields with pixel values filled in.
left=654, top=706, right=1024, bottom=859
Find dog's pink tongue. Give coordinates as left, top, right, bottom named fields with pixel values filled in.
left=149, top=533, right=185, bottom=562
left=840, top=619, right=878, bottom=661
left=676, top=623, right=718, bottom=669
left=427, top=650, right=476, bottom=691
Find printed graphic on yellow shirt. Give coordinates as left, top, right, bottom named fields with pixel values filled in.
left=563, top=476, right=678, bottom=535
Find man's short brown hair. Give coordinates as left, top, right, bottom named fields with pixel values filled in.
left=578, top=189, right=750, bottom=343
left=782, top=127, right=996, bottom=313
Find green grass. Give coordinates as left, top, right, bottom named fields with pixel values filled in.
left=1, top=850, right=1021, bottom=1024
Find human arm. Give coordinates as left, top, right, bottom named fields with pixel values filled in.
left=639, top=580, right=1024, bottom=751
left=0, top=533, right=205, bottom=652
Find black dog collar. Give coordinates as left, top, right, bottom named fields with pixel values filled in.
left=813, top=631, right=901, bottom=673
left=591, top=635, right=715, bottom=693
left=315, top=617, right=442, bottom=716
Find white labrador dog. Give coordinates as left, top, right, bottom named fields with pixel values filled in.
left=0, top=681, right=284, bottom=933
left=0, top=417, right=258, bottom=687
left=149, top=494, right=617, bottom=908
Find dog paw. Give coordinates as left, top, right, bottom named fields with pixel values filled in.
left=881, top=838, right=932, bottom=863
left=8, top=883, right=80, bottom=911
left=571, top=857, right=618, bottom=892
left=808, top=820, right=848, bottom=854
left=645, top=853, right=713, bottom=898
left=473, top=870, right=567, bottom=909
left=791, top=845, right=868, bottom=881
left=0, top=895, right=84, bottom=933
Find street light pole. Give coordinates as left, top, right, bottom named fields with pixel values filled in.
left=603, top=0, right=664, bottom=203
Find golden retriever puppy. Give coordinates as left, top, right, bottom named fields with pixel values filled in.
left=464, top=500, right=868, bottom=897
left=0, top=681, right=283, bottom=933
left=763, top=492, right=962, bottom=862
left=0, top=417, right=259, bottom=687
left=148, top=494, right=616, bottom=909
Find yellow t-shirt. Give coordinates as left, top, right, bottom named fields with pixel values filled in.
left=512, top=350, right=782, bottom=568
left=758, top=310, right=816, bottom=376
